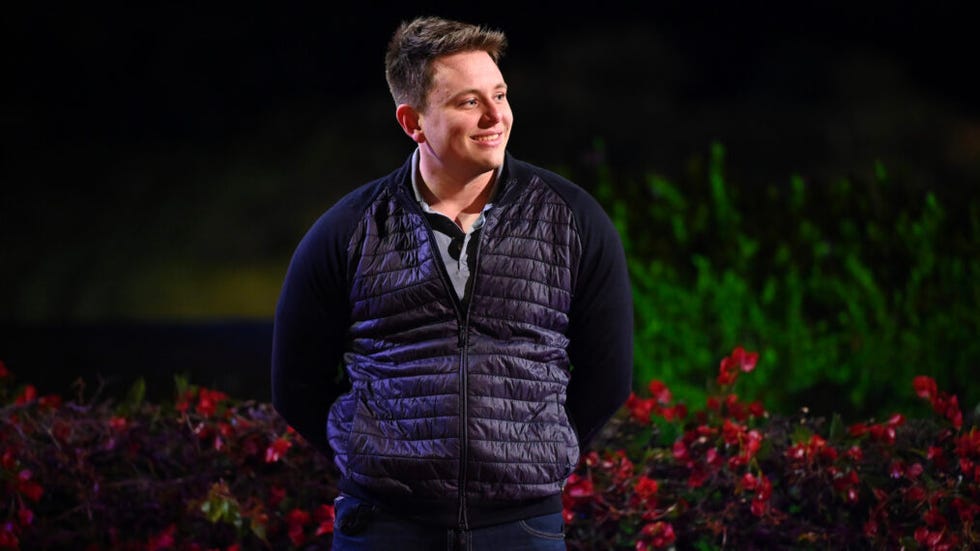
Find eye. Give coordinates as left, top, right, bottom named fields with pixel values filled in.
left=495, top=92, right=507, bottom=101
left=461, top=98, right=478, bottom=107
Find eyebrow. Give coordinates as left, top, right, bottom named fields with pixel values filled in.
left=451, top=83, right=508, bottom=98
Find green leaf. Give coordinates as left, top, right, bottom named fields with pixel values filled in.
left=828, top=413, right=845, bottom=443
left=127, top=377, right=145, bottom=406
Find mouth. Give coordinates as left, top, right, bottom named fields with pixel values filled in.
left=472, top=132, right=504, bottom=144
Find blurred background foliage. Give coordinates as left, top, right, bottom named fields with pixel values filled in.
left=591, top=140, right=979, bottom=421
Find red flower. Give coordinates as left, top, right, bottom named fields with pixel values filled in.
left=638, top=521, right=676, bottom=549
left=0, top=360, right=10, bottom=380
left=17, top=507, right=33, bottom=527
left=648, top=380, right=672, bottom=405
left=0, top=523, right=19, bottom=550
left=38, top=393, right=62, bottom=410
left=314, top=504, right=335, bottom=536
left=146, top=523, right=176, bottom=550
left=16, top=470, right=43, bottom=502
left=739, top=472, right=774, bottom=516
left=914, top=526, right=946, bottom=548
left=848, top=422, right=869, bottom=437
left=286, top=508, right=311, bottom=547
left=564, top=472, right=595, bottom=502
left=955, top=430, right=980, bottom=468
left=721, top=419, right=744, bottom=446
left=626, top=393, right=656, bottom=425
left=175, top=389, right=195, bottom=413
left=14, top=385, right=37, bottom=405
left=734, top=347, right=758, bottom=372
left=671, top=440, right=689, bottom=462
left=602, top=451, right=634, bottom=484
left=914, top=376, right=964, bottom=429
left=1, top=450, right=16, bottom=471
left=661, top=404, right=687, bottom=422
left=905, top=485, right=926, bottom=503
left=583, top=450, right=600, bottom=467
left=706, top=396, right=721, bottom=412
left=196, top=388, right=229, bottom=417
left=934, top=393, right=963, bottom=429
left=108, top=416, right=128, bottom=432
left=913, top=375, right=938, bottom=401
left=687, top=467, right=709, bottom=488
left=265, top=436, right=292, bottom=463
left=632, top=475, right=659, bottom=509
left=717, top=346, right=759, bottom=387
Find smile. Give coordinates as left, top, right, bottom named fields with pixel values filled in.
left=473, top=133, right=503, bottom=143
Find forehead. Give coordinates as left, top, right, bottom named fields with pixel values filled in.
left=429, top=50, right=505, bottom=96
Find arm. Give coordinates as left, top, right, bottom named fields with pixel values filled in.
left=271, top=208, right=353, bottom=455
left=565, top=196, right=634, bottom=449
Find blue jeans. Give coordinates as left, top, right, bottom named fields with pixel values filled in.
left=331, top=494, right=566, bottom=551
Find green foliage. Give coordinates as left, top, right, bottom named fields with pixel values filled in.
left=594, top=142, right=980, bottom=419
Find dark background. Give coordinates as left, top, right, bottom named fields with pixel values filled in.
left=2, top=3, right=977, bottom=400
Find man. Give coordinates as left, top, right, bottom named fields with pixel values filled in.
left=272, top=16, right=633, bottom=550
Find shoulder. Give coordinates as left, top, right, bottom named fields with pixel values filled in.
left=300, top=156, right=413, bottom=249
left=506, top=154, right=615, bottom=234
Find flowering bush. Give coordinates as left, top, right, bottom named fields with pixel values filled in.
left=2, top=348, right=978, bottom=550
left=0, top=360, right=337, bottom=550
left=564, top=347, right=979, bottom=550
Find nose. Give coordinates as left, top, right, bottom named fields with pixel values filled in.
left=482, top=104, right=503, bottom=125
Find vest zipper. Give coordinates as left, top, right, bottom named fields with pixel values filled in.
left=410, top=200, right=476, bottom=534
left=456, top=226, right=485, bottom=534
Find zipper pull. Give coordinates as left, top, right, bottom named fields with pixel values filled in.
left=457, top=326, right=467, bottom=348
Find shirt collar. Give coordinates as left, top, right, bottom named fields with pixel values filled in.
left=410, top=148, right=501, bottom=210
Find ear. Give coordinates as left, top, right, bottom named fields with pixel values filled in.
left=395, top=104, right=425, bottom=143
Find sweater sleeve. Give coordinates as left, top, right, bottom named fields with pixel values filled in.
left=565, top=192, right=634, bottom=449
left=271, top=199, right=358, bottom=456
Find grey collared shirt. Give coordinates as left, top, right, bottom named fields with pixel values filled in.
left=410, top=149, right=498, bottom=301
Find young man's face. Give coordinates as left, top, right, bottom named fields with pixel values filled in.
left=417, top=50, right=512, bottom=182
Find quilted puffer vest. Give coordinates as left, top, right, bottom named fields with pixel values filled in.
left=326, top=173, right=582, bottom=503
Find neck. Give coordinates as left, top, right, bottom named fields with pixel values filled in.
left=417, top=155, right=497, bottom=231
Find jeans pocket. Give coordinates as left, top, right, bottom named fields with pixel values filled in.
left=518, top=513, right=565, bottom=540
left=335, top=494, right=376, bottom=536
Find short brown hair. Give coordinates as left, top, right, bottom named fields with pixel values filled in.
left=384, top=16, right=507, bottom=110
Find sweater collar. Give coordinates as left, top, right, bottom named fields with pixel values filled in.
left=396, top=149, right=519, bottom=207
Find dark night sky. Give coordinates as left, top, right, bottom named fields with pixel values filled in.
left=2, top=2, right=978, bottom=322
left=5, top=4, right=976, bottom=161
